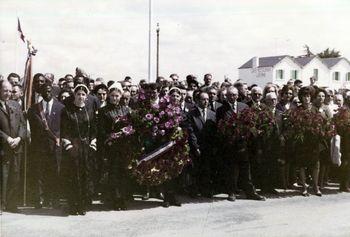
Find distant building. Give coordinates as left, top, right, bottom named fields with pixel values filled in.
left=238, top=55, right=350, bottom=89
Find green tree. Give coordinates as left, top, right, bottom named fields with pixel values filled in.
left=318, top=48, right=341, bottom=58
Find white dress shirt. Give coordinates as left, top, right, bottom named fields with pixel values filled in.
left=42, top=99, right=53, bottom=116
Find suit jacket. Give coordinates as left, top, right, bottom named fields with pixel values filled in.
left=209, top=101, right=222, bottom=112
left=28, top=98, right=65, bottom=154
left=247, top=100, right=266, bottom=110
left=187, top=107, right=216, bottom=152
left=181, top=101, right=195, bottom=114
left=216, top=100, right=248, bottom=123
left=0, top=100, right=26, bottom=161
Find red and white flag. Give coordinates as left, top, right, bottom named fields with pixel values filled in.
left=17, top=18, right=26, bottom=43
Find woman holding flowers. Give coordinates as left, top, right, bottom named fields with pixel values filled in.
left=312, top=88, right=333, bottom=190
left=287, top=87, right=329, bottom=196
left=100, top=84, right=131, bottom=210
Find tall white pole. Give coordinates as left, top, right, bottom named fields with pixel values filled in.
left=148, top=0, right=152, bottom=82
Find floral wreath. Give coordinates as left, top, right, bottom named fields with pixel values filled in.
left=106, top=91, right=191, bottom=186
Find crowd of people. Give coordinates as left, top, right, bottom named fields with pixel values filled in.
left=1, top=69, right=350, bottom=215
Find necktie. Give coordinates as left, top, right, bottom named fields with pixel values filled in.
left=202, top=108, right=206, bottom=121
left=210, top=101, right=214, bottom=111
left=4, top=101, right=10, bottom=114
left=45, top=101, right=50, bottom=120
left=232, top=104, right=236, bottom=114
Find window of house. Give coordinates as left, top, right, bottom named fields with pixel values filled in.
left=346, top=72, right=350, bottom=82
left=276, top=70, right=284, bottom=79
left=333, top=71, right=340, bottom=81
left=290, top=70, right=298, bottom=79
left=313, top=69, right=318, bottom=79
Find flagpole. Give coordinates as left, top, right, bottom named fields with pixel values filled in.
left=148, top=0, right=152, bottom=83
left=18, top=17, right=37, bottom=207
left=23, top=47, right=31, bottom=207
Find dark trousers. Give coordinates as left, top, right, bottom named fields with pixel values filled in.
left=223, top=150, right=255, bottom=195
left=1, top=153, right=23, bottom=209
left=32, top=151, right=60, bottom=204
left=339, top=159, right=350, bottom=189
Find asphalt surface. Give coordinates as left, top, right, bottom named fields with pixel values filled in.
left=1, top=188, right=350, bottom=237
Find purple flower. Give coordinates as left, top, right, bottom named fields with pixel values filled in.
left=165, top=120, right=174, bottom=129
left=174, top=107, right=181, bottom=114
left=110, top=132, right=122, bottom=139
left=174, top=116, right=182, bottom=124
left=151, top=103, right=160, bottom=110
left=154, top=117, right=160, bottom=123
left=145, top=113, right=154, bottom=121
left=163, top=95, right=170, bottom=103
left=122, top=125, right=135, bottom=135
left=167, top=111, right=174, bottom=117
left=159, top=130, right=166, bottom=136
left=139, top=93, right=146, bottom=100
left=159, top=97, right=165, bottom=104
left=159, top=111, right=166, bottom=117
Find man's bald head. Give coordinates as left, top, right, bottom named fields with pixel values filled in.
left=0, top=80, right=12, bottom=101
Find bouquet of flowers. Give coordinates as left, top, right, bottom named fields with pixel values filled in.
left=284, top=107, right=335, bottom=143
left=217, top=107, right=276, bottom=146
left=107, top=90, right=190, bottom=186
left=333, top=107, right=350, bottom=136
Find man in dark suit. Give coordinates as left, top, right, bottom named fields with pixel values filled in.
left=216, top=86, right=265, bottom=201
left=247, top=86, right=264, bottom=109
left=28, top=83, right=65, bottom=208
left=0, top=80, right=26, bottom=212
left=187, top=91, right=217, bottom=197
left=207, top=87, right=222, bottom=112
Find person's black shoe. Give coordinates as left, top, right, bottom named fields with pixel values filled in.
left=34, top=202, right=42, bottom=209
left=227, top=193, right=236, bottom=202
left=162, top=201, right=170, bottom=208
left=78, top=210, right=86, bottom=215
left=119, top=199, right=128, bottom=210
left=201, top=192, right=213, bottom=199
left=261, top=189, right=279, bottom=195
left=169, top=196, right=181, bottom=207
left=68, top=209, right=79, bottom=215
left=246, top=193, right=266, bottom=201
left=142, top=192, right=150, bottom=200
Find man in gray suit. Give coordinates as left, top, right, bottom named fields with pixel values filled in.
left=0, top=80, right=26, bottom=212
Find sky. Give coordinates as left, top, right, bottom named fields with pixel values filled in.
left=1, top=0, right=350, bottom=83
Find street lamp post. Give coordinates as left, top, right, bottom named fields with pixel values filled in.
left=156, top=23, right=160, bottom=80
left=148, top=0, right=152, bottom=82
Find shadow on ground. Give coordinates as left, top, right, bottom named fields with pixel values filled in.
left=8, top=183, right=345, bottom=216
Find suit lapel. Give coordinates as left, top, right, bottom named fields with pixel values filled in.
left=196, top=107, right=205, bottom=125
left=0, top=104, right=8, bottom=116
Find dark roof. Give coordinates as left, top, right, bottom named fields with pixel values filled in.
left=238, top=55, right=288, bottom=69
left=294, top=56, right=315, bottom=66
left=321, top=57, right=343, bottom=68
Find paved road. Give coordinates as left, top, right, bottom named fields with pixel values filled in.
left=1, top=190, right=350, bottom=237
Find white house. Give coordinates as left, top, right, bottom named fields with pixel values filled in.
left=238, top=55, right=350, bottom=89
